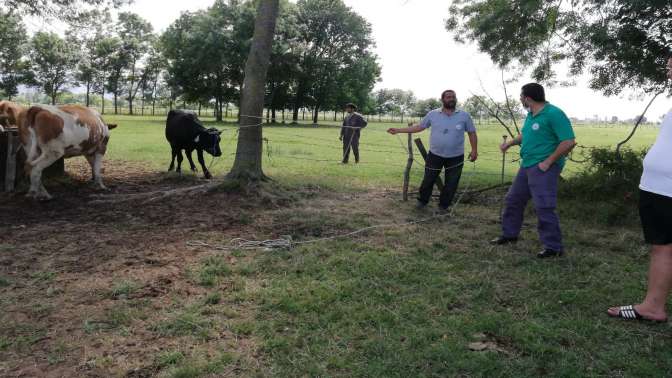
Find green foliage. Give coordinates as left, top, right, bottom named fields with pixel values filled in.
left=561, top=147, right=646, bottom=225
left=4, top=0, right=130, bottom=23
left=563, top=147, right=645, bottom=200
left=447, top=1, right=671, bottom=94
left=0, top=11, right=30, bottom=99
left=28, top=32, right=79, bottom=104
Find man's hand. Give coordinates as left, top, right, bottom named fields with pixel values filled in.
left=499, top=141, right=511, bottom=153
left=387, top=128, right=398, bottom=135
left=339, top=135, right=343, bottom=141
left=538, top=160, right=551, bottom=172
left=469, top=150, right=478, bottom=162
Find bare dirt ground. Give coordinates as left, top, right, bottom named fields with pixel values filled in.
left=0, top=160, right=418, bottom=377
left=0, top=160, right=280, bottom=377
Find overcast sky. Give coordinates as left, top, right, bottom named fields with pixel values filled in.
left=30, top=0, right=672, bottom=121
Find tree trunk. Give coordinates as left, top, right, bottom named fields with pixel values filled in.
left=227, top=0, right=279, bottom=181
left=101, top=88, right=105, bottom=114
left=114, top=91, right=118, bottom=115
left=86, top=82, right=91, bottom=107
left=151, top=78, right=158, bottom=116
left=312, top=105, right=320, bottom=124
left=51, top=93, right=56, bottom=105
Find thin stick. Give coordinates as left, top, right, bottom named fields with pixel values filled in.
left=616, top=90, right=665, bottom=156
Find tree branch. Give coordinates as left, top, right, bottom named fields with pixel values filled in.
left=616, top=89, right=665, bottom=156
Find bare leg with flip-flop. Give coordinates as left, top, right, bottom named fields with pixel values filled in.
left=607, top=244, right=672, bottom=323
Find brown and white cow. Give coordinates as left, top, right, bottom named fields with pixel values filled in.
left=18, top=104, right=116, bottom=200
left=0, top=100, right=25, bottom=130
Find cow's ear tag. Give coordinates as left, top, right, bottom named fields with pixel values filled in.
left=194, top=135, right=200, bottom=143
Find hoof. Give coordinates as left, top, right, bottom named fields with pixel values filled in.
left=203, top=172, right=212, bottom=180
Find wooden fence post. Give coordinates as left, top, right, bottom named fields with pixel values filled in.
left=413, top=138, right=443, bottom=191
left=402, top=133, right=413, bottom=201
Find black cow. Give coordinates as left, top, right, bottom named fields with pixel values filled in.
left=165, top=110, right=222, bottom=179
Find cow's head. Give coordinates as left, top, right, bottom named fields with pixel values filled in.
left=195, top=127, right=222, bottom=157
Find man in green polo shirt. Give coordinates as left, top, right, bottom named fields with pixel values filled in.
left=491, top=83, right=576, bottom=258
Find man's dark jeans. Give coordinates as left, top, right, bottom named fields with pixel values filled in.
left=418, top=152, right=464, bottom=209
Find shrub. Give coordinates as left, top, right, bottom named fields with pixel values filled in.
left=561, top=147, right=646, bottom=225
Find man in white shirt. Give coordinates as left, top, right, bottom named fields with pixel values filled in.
left=608, top=55, right=672, bottom=322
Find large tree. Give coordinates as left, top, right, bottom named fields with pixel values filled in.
left=161, top=1, right=255, bottom=121
left=227, top=0, right=280, bottom=181
left=66, top=10, right=112, bottom=107
left=92, top=36, right=122, bottom=114
left=117, top=12, right=154, bottom=115
left=29, top=32, right=78, bottom=105
left=0, top=11, right=30, bottom=100
left=446, top=1, right=671, bottom=95
left=291, top=0, right=380, bottom=124
left=3, top=0, right=131, bottom=23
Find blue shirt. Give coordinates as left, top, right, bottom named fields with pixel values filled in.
left=419, top=108, right=476, bottom=158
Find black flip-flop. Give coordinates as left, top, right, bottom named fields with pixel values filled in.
left=609, top=305, right=668, bottom=323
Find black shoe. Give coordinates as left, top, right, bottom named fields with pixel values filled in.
left=415, top=200, right=428, bottom=210
left=490, top=236, right=518, bottom=245
left=537, top=249, right=564, bottom=258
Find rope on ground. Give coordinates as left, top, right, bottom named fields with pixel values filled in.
left=186, top=163, right=477, bottom=252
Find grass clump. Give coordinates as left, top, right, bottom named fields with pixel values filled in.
left=196, top=256, right=231, bottom=287
left=151, top=307, right=213, bottom=340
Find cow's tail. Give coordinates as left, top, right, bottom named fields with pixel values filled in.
left=106, top=123, right=118, bottom=130
left=21, top=107, right=42, bottom=165
left=25, top=106, right=42, bottom=129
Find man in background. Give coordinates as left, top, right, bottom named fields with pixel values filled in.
left=340, top=103, right=367, bottom=164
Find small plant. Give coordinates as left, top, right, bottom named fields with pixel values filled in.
left=0, top=336, right=11, bottom=351
left=196, top=256, right=231, bottom=287
left=156, top=350, right=185, bottom=368
left=31, top=271, right=56, bottom=283
left=47, top=341, right=68, bottom=365
left=204, top=292, right=222, bottom=305
left=110, top=280, right=140, bottom=298
left=0, top=276, right=10, bottom=287
left=151, top=308, right=213, bottom=340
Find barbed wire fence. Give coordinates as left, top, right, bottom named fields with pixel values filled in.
left=181, top=117, right=597, bottom=252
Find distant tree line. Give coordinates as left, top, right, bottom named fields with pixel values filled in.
left=0, top=0, right=383, bottom=123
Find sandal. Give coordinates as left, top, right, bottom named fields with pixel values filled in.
left=608, top=305, right=668, bottom=323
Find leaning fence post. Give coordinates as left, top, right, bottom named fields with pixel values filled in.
left=402, top=133, right=413, bottom=201
left=501, top=135, right=508, bottom=185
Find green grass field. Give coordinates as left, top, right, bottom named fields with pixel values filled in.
left=102, top=114, right=660, bottom=190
